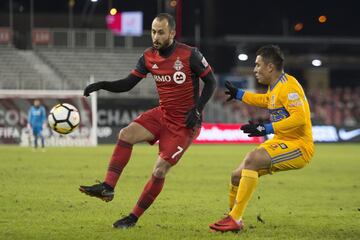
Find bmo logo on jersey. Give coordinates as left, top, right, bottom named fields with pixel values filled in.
left=173, top=71, right=186, bottom=84
left=153, top=71, right=186, bottom=84
left=153, top=75, right=172, bottom=82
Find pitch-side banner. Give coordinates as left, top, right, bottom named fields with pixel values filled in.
left=193, top=124, right=360, bottom=144
left=97, top=98, right=158, bottom=143
left=1, top=95, right=359, bottom=144
left=194, top=123, right=264, bottom=144
left=0, top=95, right=93, bottom=146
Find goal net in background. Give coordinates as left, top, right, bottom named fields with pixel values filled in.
left=0, top=90, right=97, bottom=147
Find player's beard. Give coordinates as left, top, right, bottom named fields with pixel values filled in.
left=154, top=38, right=172, bottom=51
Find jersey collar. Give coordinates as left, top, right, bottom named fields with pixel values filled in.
left=270, top=72, right=286, bottom=91
left=158, top=40, right=177, bottom=58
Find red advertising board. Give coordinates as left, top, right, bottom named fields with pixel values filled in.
left=194, top=123, right=265, bottom=144
left=32, top=29, right=51, bottom=44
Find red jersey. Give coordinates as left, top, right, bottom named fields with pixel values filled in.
left=131, top=41, right=212, bottom=126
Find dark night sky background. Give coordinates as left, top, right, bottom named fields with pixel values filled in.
left=1, top=0, right=360, bottom=84
left=1, top=0, right=360, bottom=37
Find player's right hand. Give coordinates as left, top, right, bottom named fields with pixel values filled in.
left=185, top=107, right=201, bottom=129
left=241, top=120, right=267, bottom=137
left=83, top=82, right=103, bottom=97
left=224, top=81, right=238, bottom=102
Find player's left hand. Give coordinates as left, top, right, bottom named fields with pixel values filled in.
left=83, top=82, right=104, bottom=97
left=224, top=81, right=238, bottom=102
left=241, top=121, right=267, bottom=137
left=185, top=107, right=201, bottom=128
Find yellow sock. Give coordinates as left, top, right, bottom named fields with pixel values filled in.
left=229, top=169, right=258, bottom=221
left=229, top=183, right=239, bottom=210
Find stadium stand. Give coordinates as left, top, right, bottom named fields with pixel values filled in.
left=0, top=46, right=156, bottom=97
left=1, top=46, right=358, bottom=125
left=0, top=46, right=62, bottom=89
left=36, top=48, right=156, bottom=97
left=308, top=87, right=360, bottom=126
left=204, top=87, right=360, bottom=126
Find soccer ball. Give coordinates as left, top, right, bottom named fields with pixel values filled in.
left=48, top=103, right=80, bottom=134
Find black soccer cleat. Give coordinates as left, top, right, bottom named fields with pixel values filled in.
left=113, top=214, right=138, bottom=229
left=79, top=181, right=114, bottom=202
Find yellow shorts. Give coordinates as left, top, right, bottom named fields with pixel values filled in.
left=257, top=139, right=310, bottom=176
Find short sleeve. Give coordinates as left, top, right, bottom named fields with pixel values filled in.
left=190, top=48, right=212, bottom=78
left=131, top=54, right=149, bottom=78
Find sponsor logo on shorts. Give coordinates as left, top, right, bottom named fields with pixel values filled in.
left=279, top=143, right=288, bottom=149
left=269, top=144, right=278, bottom=150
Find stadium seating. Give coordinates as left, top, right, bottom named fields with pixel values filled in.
left=1, top=46, right=358, bottom=125
left=0, top=46, right=156, bottom=97
left=0, top=47, right=63, bottom=89
left=308, top=87, right=360, bottom=126
left=36, top=48, right=156, bottom=97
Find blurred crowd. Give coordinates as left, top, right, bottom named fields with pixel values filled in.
left=308, top=87, right=360, bottom=127
left=205, top=87, right=360, bottom=127
left=205, top=88, right=269, bottom=124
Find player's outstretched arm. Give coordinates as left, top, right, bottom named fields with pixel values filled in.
left=224, top=81, right=269, bottom=108
left=83, top=74, right=143, bottom=97
left=224, top=81, right=244, bottom=102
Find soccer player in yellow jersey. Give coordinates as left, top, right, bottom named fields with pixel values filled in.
left=209, top=45, right=314, bottom=232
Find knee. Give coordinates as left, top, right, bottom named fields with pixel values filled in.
left=153, top=166, right=168, bottom=178
left=243, top=150, right=260, bottom=170
left=118, top=127, right=133, bottom=143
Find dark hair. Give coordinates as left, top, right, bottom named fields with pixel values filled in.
left=155, top=13, right=176, bottom=30
left=256, top=45, right=284, bottom=71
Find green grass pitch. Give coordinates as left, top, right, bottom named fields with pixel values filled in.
left=0, top=144, right=359, bottom=239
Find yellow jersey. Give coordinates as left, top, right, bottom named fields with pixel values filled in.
left=242, top=73, right=314, bottom=159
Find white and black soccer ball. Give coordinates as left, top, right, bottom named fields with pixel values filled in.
left=48, top=103, right=80, bottom=134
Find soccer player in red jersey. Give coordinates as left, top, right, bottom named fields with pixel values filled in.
left=79, top=13, right=216, bottom=229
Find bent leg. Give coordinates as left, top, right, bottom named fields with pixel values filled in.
left=132, top=157, right=171, bottom=218
left=228, top=162, right=244, bottom=210
left=104, top=122, right=156, bottom=188
left=229, top=148, right=271, bottom=221
left=261, top=140, right=309, bottom=174
left=79, top=118, right=159, bottom=202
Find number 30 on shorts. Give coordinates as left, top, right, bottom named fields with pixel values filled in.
left=171, top=146, right=184, bottom=159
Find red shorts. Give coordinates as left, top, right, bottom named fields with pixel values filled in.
left=133, top=107, right=200, bottom=165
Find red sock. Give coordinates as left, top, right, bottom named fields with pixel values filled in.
left=104, top=140, right=133, bottom=188
left=132, top=175, right=165, bottom=218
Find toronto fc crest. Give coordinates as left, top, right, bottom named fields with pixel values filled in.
left=173, top=57, right=184, bottom=71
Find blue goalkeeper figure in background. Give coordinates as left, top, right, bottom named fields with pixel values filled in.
left=27, top=99, right=47, bottom=149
